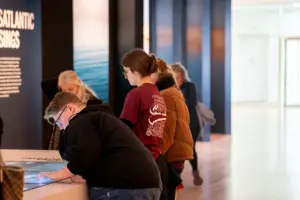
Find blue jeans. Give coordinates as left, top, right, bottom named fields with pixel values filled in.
left=90, top=187, right=161, bottom=200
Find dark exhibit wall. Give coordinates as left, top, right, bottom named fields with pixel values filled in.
left=0, top=0, right=42, bottom=148
left=151, top=0, right=231, bottom=138
left=186, top=0, right=203, bottom=101
left=41, top=0, right=73, bottom=149
left=210, top=0, right=231, bottom=134
left=186, top=0, right=212, bottom=141
left=109, top=0, right=144, bottom=116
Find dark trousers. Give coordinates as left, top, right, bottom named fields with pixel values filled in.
left=156, top=156, right=183, bottom=200
left=155, top=155, right=168, bottom=200
left=189, top=127, right=200, bottom=171
left=166, top=167, right=183, bottom=200
left=90, top=187, right=161, bottom=200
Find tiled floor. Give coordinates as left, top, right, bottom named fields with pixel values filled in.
left=179, top=104, right=300, bottom=200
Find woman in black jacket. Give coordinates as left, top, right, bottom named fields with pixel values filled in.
left=170, top=63, right=203, bottom=186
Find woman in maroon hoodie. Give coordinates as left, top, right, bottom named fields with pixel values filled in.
left=120, top=49, right=168, bottom=199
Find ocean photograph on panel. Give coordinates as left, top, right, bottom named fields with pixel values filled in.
left=73, top=0, right=109, bottom=102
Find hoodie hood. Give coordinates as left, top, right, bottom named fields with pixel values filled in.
left=87, top=98, right=103, bottom=105
left=155, top=73, right=176, bottom=91
left=80, top=104, right=114, bottom=116
left=68, top=104, right=114, bottom=125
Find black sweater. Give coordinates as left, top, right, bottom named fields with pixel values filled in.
left=57, top=98, right=104, bottom=151
left=60, top=105, right=161, bottom=189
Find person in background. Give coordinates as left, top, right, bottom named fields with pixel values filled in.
left=170, top=63, right=203, bottom=186
left=42, top=92, right=162, bottom=200
left=47, top=70, right=103, bottom=150
left=150, top=59, right=194, bottom=199
left=58, top=70, right=102, bottom=105
left=120, top=49, right=168, bottom=199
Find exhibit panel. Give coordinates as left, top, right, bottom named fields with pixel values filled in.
left=2, top=150, right=88, bottom=200
left=73, top=0, right=109, bottom=102
left=0, top=0, right=43, bottom=149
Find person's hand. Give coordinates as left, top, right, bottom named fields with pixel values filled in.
left=71, top=175, right=86, bottom=183
left=40, top=166, right=73, bottom=181
left=40, top=172, right=60, bottom=181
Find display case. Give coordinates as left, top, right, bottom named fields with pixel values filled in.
left=2, top=150, right=88, bottom=200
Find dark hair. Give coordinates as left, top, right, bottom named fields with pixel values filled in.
left=121, top=49, right=159, bottom=77
left=156, top=58, right=169, bottom=74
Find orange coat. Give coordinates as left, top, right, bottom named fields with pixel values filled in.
left=157, top=75, right=194, bottom=162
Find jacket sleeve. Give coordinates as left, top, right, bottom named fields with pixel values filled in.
left=182, top=82, right=198, bottom=108
left=161, top=93, right=177, bottom=154
left=66, top=120, right=102, bottom=176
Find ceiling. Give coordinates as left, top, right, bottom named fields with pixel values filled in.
left=233, top=0, right=300, bottom=6
left=233, top=0, right=300, bottom=12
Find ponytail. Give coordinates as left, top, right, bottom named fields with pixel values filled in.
left=149, top=54, right=158, bottom=74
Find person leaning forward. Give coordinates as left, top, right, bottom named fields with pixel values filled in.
left=40, top=92, right=162, bottom=200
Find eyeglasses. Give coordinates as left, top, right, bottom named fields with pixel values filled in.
left=47, top=106, right=67, bottom=127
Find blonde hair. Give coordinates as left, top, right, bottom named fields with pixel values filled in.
left=44, top=92, right=84, bottom=124
left=170, top=62, right=191, bottom=82
left=58, top=70, right=98, bottom=104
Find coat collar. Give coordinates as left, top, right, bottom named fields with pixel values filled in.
left=155, top=74, right=176, bottom=91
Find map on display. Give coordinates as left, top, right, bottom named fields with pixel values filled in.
left=5, top=161, right=67, bottom=191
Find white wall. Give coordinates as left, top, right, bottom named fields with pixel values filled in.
left=232, top=6, right=300, bottom=104
left=232, top=35, right=269, bottom=102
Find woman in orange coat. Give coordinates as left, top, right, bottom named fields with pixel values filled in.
left=151, top=59, right=193, bottom=200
